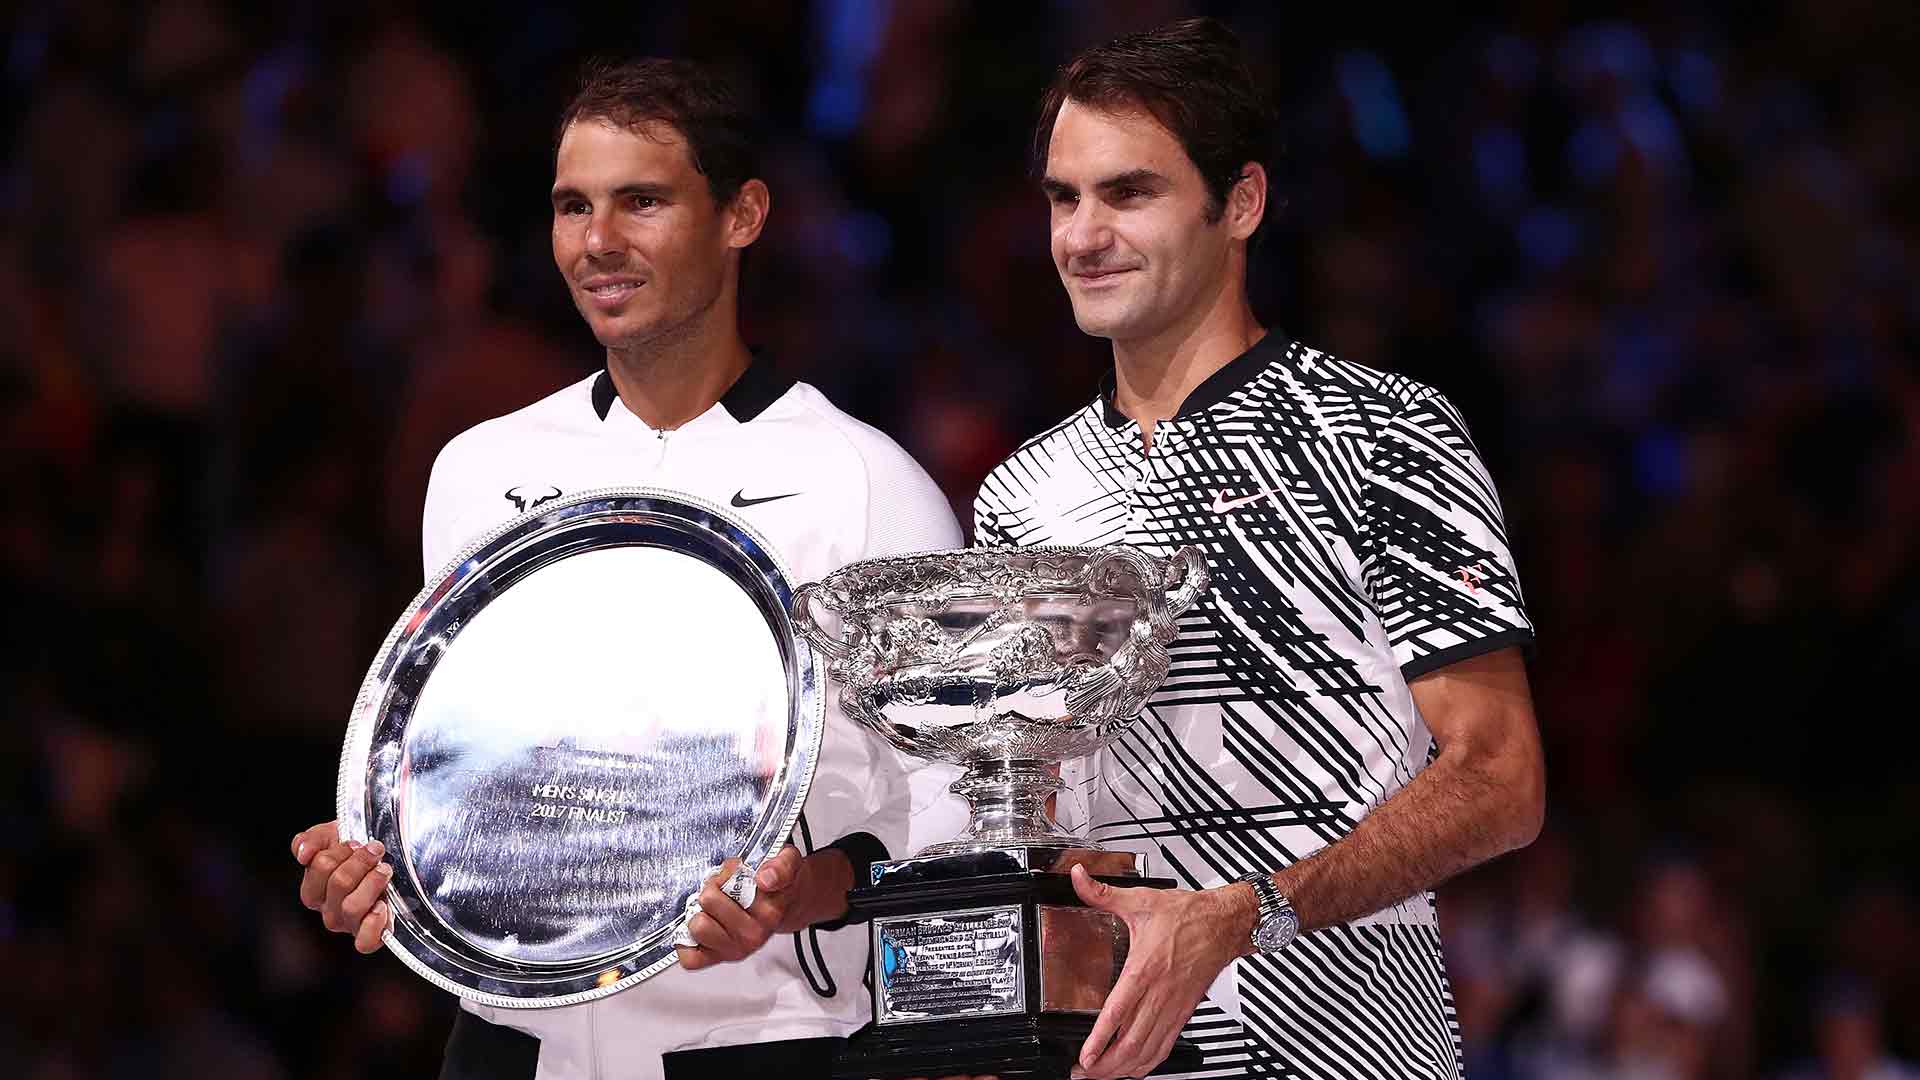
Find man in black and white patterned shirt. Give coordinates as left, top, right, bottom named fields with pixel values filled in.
left=973, top=18, right=1546, bottom=1080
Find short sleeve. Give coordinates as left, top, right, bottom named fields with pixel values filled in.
left=821, top=426, right=964, bottom=869
left=971, top=482, right=1014, bottom=547
left=419, top=444, right=463, bottom=582
left=1358, top=391, right=1534, bottom=680
left=419, top=431, right=495, bottom=582
left=860, top=444, right=963, bottom=558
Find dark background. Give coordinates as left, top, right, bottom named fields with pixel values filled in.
left=4, top=2, right=1917, bottom=1077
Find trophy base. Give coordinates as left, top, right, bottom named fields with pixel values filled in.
left=834, top=1014, right=1202, bottom=1080
left=835, top=849, right=1200, bottom=1080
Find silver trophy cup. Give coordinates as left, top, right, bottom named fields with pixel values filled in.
left=791, top=544, right=1206, bottom=857
left=791, top=544, right=1208, bottom=1080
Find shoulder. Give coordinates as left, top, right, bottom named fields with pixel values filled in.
left=1246, top=341, right=1467, bottom=461
left=778, top=382, right=961, bottom=553
left=1269, top=339, right=1442, bottom=413
left=1013, top=399, right=1103, bottom=458
left=979, top=401, right=1102, bottom=497
left=429, top=373, right=599, bottom=482
left=777, top=383, right=934, bottom=489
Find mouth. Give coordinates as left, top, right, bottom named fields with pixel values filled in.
left=578, top=278, right=646, bottom=309
left=1070, top=268, right=1137, bottom=288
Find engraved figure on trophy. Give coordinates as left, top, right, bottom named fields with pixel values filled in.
left=790, top=543, right=1208, bottom=1079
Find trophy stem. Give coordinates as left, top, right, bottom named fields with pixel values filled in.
left=917, top=759, right=1094, bottom=856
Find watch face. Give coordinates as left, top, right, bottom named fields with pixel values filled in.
left=1255, top=908, right=1299, bottom=952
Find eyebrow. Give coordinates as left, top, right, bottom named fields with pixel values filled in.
left=1093, top=169, right=1170, bottom=196
left=1040, top=169, right=1172, bottom=200
left=550, top=182, right=673, bottom=206
left=1040, top=176, right=1077, bottom=200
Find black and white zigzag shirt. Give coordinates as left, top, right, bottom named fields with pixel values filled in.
left=973, top=334, right=1534, bottom=1080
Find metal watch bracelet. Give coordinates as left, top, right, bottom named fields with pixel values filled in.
left=1234, top=871, right=1300, bottom=953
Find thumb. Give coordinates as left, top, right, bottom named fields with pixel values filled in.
left=756, top=845, right=801, bottom=892
left=1071, top=863, right=1121, bottom=910
left=293, top=821, right=339, bottom=864
left=706, top=857, right=742, bottom=888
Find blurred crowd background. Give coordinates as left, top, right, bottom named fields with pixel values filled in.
left=4, top=1, right=1917, bottom=1077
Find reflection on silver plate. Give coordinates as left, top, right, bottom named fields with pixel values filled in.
left=336, top=488, right=823, bottom=1008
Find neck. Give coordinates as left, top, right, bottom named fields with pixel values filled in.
left=604, top=287, right=751, bottom=431
left=1110, top=271, right=1264, bottom=447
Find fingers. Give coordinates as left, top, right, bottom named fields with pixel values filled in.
left=300, top=841, right=354, bottom=911
left=292, top=821, right=339, bottom=865
left=1082, top=982, right=1187, bottom=1079
left=682, top=855, right=798, bottom=967
left=354, top=901, right=391, bottom=954
left=338, top=857, right=395, bottom=935
left=321, top=840, right=386, bottom=934
left=690, top=875, right=762, bottom=957
left=1079, top=965, right=1148, bottom=1077
left=755, top=844, right=802, bottom=892
left=1145, top=1022, right=1184, bottom=1078
left=1109, top=1015, right=1184, bottom=1080
left=1085, top=1018, right=1159, bottom=1080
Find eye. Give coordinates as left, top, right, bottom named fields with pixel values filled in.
left=559, top=200, right=589, bottom=217
left=1114, top=187, right=1147, bottom=202
left=627, top=194, right=660, bottom=211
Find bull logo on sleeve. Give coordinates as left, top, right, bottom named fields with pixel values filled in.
left=504, top=485, right=563, bottom=513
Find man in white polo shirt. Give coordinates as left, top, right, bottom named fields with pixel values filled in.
left=289, top=57, right=960, bottom=1080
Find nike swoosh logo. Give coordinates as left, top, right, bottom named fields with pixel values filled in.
left=1210, top=488, right=1278, bottom=515
left=731, top=489, right=801, bottom=508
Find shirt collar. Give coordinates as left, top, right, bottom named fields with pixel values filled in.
left=1097, top=332, right=1289, bottom=429
left=590, top=354, right=795, bottom=424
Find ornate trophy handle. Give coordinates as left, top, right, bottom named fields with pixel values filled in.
left=789, top=582, right=850, bottom=660
left=1165, top=545, right=1209, bottom=617
left=1070, top=547, right=1175, bottom=723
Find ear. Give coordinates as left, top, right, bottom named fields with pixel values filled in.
left=1224, top=162, right=1267, bottom=242
left=724, top=178, right=770, bottom=250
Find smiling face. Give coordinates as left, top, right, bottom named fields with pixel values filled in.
left=1043, top=99, right=1242, bottom=345
left=550, top=118, right=755, bottom=353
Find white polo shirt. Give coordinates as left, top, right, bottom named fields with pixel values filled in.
left=418, top=362, right=962, bottom=1080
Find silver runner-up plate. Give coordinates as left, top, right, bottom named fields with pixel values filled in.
left=335, top=488, right=824, bottom=1008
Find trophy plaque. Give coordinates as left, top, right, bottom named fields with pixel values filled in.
left=335, top=488, right=824, bottom=1007
left=791, top=544, right=1210, bottom=1079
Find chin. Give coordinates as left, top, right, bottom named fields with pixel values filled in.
left=589, top=316, right=662, bottom=350
left=1071, top=305, right=1141, bottom=341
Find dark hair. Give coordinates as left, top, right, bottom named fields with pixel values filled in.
left=555, top=57, right=760, bottom=206
left=1033, top=17, right=1275, bottom=224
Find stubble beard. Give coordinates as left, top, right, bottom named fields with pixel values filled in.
left=1071, top=284, right=1153, bottom=343
left=595, top=280, right=724, bottom=371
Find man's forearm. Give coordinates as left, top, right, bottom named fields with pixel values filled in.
left=1268, top=741, right=1541, bottom=933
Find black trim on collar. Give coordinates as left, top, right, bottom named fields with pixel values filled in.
left=718, top=356, right=795, bottom=423
left=1096, top=331, right=1290, bottom=429
left=1098, top=368, right=1129, bottom=428
left=591, top=368, right=617, bottom=420
left=589, top=355, right=796, bottom=424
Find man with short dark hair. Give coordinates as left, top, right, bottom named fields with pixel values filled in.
left=976, top=18, right=1546, bottom=1079
left=291, top=57, right=961, bottom=1080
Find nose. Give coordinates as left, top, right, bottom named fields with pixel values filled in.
left=583, top=208, right=620, bottom=261
left=1060, top=200, right=1114, bottom=262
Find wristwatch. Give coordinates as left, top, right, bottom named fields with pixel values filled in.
left=1234, top=872, right=1300, bottom=953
